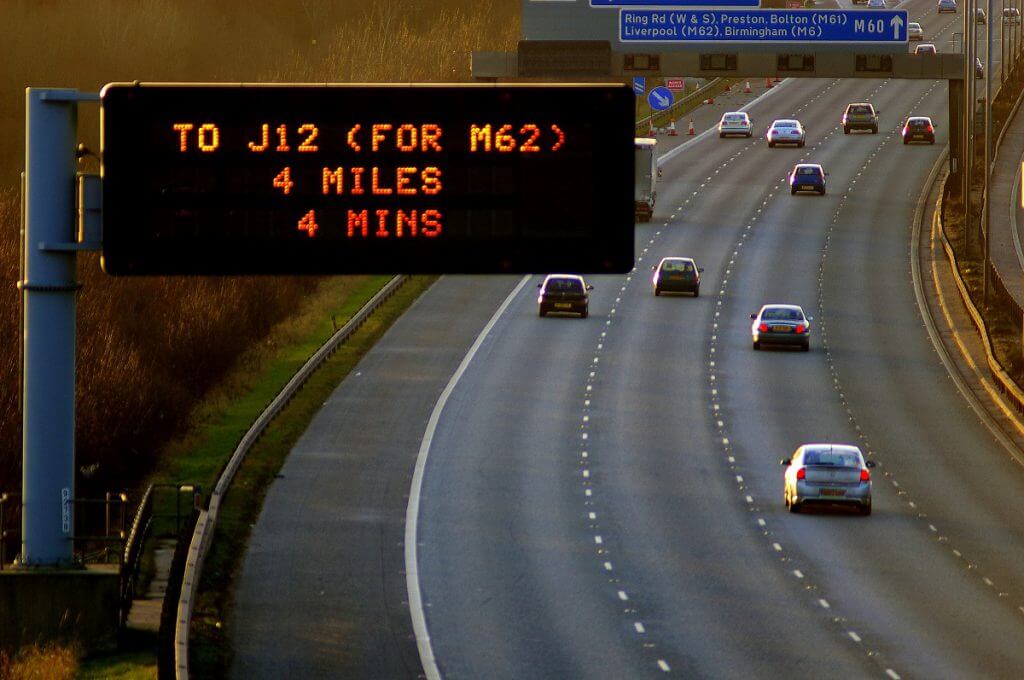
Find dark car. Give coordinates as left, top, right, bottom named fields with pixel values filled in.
left=903, top=116, right=936, bottom=144
left=789, top=164, right=827, bottom=196
left=538, top=274, right=592, bottom=318
left=751, top=304, right=812, bottom=351
left=843, top=102, right=879, bottom=134
left=976, top=57, right=985, bottom=78
left=652, top=256, right=703, bottom=296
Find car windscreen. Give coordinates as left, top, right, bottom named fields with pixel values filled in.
left=545, top=279, right=583, bottom=293
left=803, top=451, right=861, bottom=467
left=762, top=308, right=803, bottom=321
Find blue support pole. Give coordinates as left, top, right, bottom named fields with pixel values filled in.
left=20, top=89, right=80, bottom=566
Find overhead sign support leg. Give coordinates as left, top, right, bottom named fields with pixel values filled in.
left=19, top=88, right=91, bottom=566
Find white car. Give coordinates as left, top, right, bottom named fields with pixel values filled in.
left=718, top=111, right=752, bottom=138
left=867, top=0, right=886, bottom=8
left=937, top=0, right=957, bottom=13
left=908, top=22, right=923, bottom=40
left=766, top=119, right=805, bottom=148
left=782, top=444, right=876, bottom=515
left=1004, top=7, right=1021, bottom=23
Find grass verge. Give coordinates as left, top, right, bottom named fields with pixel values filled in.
left=186, top=276, right=436, bottom=678
left=78, top=274, right=435, bottom=678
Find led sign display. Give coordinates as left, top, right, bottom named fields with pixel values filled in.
left=100, top=83, right=634, bottom=275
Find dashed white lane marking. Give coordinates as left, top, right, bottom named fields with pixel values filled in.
left=589, top=512, right=597, bottom=520
left=594, top=535, right=603, bottom=545
left=745, top=495, right=754, bottom=504
left=886, top=670, right=901, bottom=680
left=618, top=590, right=630, bottom=601
left=757, top=518, right=766, bottom=527
left=772, top=543, right=783, bottom=552
left=658, top=660, right=672, bottom=672
left=735, top=475, right=744, bottom=483
left=604, top=561, right=613, bottom=571
left=793, top=570, right=804, bottom=579
left=583, top=470, right=590, bottom=478
left=819, top=599, right=831, bottom=609
left=634, top=622, right=646, bottom=634
left=848, top=631, right=862, bottom=643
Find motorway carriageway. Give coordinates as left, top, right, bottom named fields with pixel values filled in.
left=230, top=0, right=1024, bottom=677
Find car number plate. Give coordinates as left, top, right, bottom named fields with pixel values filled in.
left=820, top=488, right=846, bottom=497
left=554, top=303, right=572, bottom=309
left=771, top=325, right=791, bottom=332
left=801, top=185, right=814, bottom=190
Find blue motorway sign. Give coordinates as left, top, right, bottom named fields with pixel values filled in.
left=620, top=9, right=908, bottom=43
left=594, top=0, right=758, bottom=6
left=633, top=76, right=646, bottom=95
left=647, top=86, right=674, bottom=111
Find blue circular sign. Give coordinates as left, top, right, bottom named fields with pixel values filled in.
left=647, top=86, right=674, bottom=111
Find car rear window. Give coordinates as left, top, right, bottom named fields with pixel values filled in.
left=849, top=105, right=873, bottom=115
left=546, top=278, right=583, bottom=293
left=662, top=261, right=694, bottom=273
left=908, top=119, right=930, bottom=127
left=796, top=167, right=820, bottom=176
left=762, top=308, right=803, bottom=321
left=724, top=114, right=747, bottom=122
left=803, top=450, right=861, bottom=467
left=774, top=121, right=796, bottom=128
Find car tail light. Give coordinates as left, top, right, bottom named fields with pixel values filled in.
left=795, top=323, right=807, bottom=334
left=860, top=468, right=871, bottom=482
left=927, top=124, right=934, bottom=133
left=758, top=322, right=769, bottom=332
left=796, top=467, right=806, bottom=480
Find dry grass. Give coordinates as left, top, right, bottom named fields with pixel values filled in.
left=0, top=0, right=518, bottom=498
left=0, top=643, right=78, bottom=680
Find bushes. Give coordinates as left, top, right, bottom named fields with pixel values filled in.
left=0, top=0, right=518, bottom=495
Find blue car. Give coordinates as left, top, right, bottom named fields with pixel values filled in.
left=789, top=163, right=827, bottom=195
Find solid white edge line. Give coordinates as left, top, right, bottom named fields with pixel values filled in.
left=405, top=274, right=532, bottom=680
left=656, top=78, right=796, bottom=168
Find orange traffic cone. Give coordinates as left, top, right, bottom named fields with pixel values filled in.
left=774, top=75, right=782, bottom=83
left=687, top=119, right=696, bottom=135
left=724, top=82, right=732, bottom=92
left=704, top=96, right=715, bottom=105
left=744, top=81, right=752, bottom=93
left=667, top=120, right=678, bottom=136
left=765, top=77, right=773, bottom=89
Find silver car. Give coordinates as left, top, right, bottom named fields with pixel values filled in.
left=908, top=21, right=923, bottom=40
left=782, top=444, right=876, bottom=515
left=937, top=0, right=957, bottom=13
left=751, top=304, right=811, bottom=350
left=766, top=119, right=805, bottom=148
left=718, top=111, right=752, bottom=138
left=867, top=0, right=886, bottom=8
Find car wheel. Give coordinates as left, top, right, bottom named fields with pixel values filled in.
left=844, top=126, right=850, bottom=134
left=753, top=340, right=760, bottom=350
left=820, top=188, right=826, bottom=196
left=903, top=138, right=909, bottom=145
left=859, top=500, right=872, bottom=516
left=798, top=140, right=805, bottom=148
left=539, top=306, right=547, bottom=317
left=654, top=286, right=661, bottom=297
left=693, top=285, right=699, bottom=297
left=791, top=187, right=797, bottom=195
left=801, top=342, right=810, bottom=352
left=789, top=498, right=802, bottom=513
left=768, top=141, right=775, bottom=148
left=581, top=307, right=589, bottom=319
left=930, top=139, right=935, bottom=145
left=719, top=132, right=725, bottom=138
left=872, top=126, right=878, bottom=134
left=746, top=132, right=752, bottom=138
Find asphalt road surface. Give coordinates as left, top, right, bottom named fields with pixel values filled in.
left=231, top=1, right=1024, bottom=677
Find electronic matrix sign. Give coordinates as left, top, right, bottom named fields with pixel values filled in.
left=100, top=84, right=634, bottom=275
